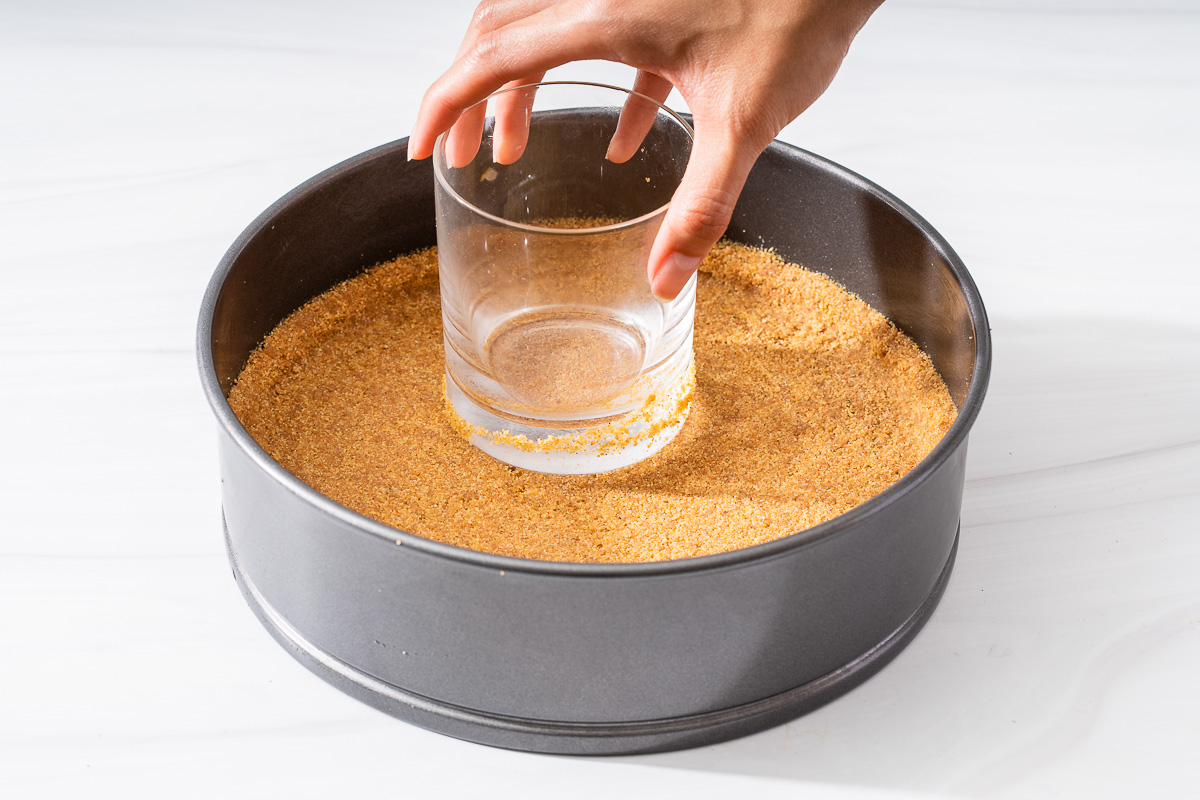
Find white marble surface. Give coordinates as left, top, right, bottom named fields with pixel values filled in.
left=2, top=1, right=1198, bottom=797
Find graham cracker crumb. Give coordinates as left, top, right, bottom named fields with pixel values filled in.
left=228, top=241, right=957, bottom=563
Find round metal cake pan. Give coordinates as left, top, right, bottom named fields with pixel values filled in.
left=197, top=135, right=990, bottom=755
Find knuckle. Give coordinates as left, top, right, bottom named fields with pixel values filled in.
left=572, top=0, right=631, bottom=43
left=675, top=188, right=737, bottom=240
left=470, top=0, right=504, bottom=31
left=723, top=103, right=776, bottom=153
left=575, top=0, right=614, bottom=23
left=463, top=32, right=507, bottom=79
left=733, top=118, right=775, bottom=153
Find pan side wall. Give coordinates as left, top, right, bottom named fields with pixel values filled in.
left=207, top=137, right=979, bottom=727
left=220, top=431, right=965, bottom=723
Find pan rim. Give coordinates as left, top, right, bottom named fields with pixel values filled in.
left=197, top=136, right=991, bottom=579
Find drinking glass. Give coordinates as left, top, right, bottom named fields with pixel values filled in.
left=434, top=81, right=695, bottom=474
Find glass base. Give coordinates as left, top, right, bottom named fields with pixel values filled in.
left=445, top=368, right=692, bottom=475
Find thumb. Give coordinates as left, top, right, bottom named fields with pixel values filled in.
left=648, top=125, right=760, bottom=301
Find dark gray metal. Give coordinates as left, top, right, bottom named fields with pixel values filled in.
left=197, top=135, right=991, bottom=755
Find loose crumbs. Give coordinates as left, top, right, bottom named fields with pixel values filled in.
left=228, top=241, right=957, bottom=563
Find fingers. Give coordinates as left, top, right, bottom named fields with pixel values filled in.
left=461, top=1, right=551, bottom=165
left=606, top=71, right=674, bottom=164
left=408, top=2, right=611, bottom=161
left=491, top=75, right=545, bottom=165
left=443, top=100, right=488, bottom=168
left=648, top=123, right=761, bottom=301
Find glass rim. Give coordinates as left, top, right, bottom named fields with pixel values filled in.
left=432, top=80, right=694, bottom=236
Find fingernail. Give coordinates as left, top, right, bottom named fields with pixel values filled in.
left=651, top=252, right=700, bottom=302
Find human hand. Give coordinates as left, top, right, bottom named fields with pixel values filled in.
left=408, top=0, right=883, bottom=300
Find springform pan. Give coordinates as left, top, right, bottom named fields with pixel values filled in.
left=197, top=134, right=991, bottom=755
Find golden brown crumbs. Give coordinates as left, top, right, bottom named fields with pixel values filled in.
left=227, top=241, right=957, bottom=563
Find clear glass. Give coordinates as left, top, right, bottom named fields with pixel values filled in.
left=434, top=81, right=696, bottom=474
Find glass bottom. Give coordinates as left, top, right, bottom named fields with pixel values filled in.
left=444, top=362, right=693, bottom=475
left=485, top=307, right=647, bottom=414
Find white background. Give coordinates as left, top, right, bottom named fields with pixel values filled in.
left=2, top=1, right=1198, bottom=797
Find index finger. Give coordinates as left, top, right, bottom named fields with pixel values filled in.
left=407, top=4, right=613, bottom=160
